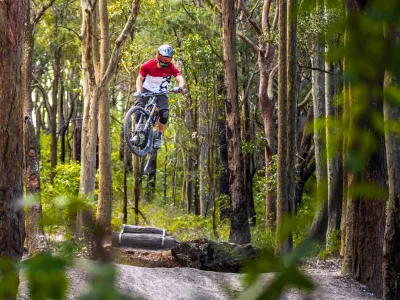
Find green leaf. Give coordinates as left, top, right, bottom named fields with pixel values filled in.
left=22, top=254, right=69, bottom=300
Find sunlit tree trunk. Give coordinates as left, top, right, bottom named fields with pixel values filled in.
left=222, top=0, right=250, bottom=244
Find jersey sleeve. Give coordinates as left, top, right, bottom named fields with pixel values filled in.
left=170, top=63, right=181, bottom=77
left=139, top=62, right=150, bottom=77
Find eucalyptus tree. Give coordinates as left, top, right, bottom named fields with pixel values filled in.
left=222, top=0, right=251, bottom=244
left=342, top=0, right=386, bottom=296
left=77, top=0, right=140, bottom=238
left=382, top=15, right=400, bottom=300
left=22, top=0, right=55, bottom=255
left=287, top=0, right=298, bottom=231
left=308, top=2, right=328, bottom=244
left=275, top=0, right=290, bottom=254
left=0, top=0, right=27, bottom=296
left=237, top=0, right=279, bottom=229
left=324, top=2, right=342, bottom=249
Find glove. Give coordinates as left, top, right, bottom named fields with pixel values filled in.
left=133, top=91, right=142, bottom=98
left=171, top=86, right=182, bottom=93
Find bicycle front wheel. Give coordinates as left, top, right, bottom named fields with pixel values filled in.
left=123, top=106, right=153, bottom=156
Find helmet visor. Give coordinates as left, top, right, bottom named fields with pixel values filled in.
left=157, top=53, right=172, bottom=65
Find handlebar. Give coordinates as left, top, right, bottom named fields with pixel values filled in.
left=135, top=88, right=180, bottom=99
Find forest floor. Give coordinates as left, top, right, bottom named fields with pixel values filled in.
left=18, top=250, right=379, bottom=300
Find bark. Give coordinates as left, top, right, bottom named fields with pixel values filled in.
left=382, top=26, right=400, bottom=300
left=340, top=28, right=350, bottom=258
left=59, top=75, right=66, bottom=163
left=146, top=153, right=157, bottom=201
left=77, top=0, right=140, bottom=238
left=22, top=0, right=48, bottom=255
left=133, top=155, right=141, bottom=225
left=325, top=63, right=342, bottom=248
left=342, top=1, right=386, bottom=295
left=222, top=0, right=250, bottom=244
left=308, top=10, right=328, bottom=243
left=96, top=0, right=113, bottom=238
left=185, top=108, right=194, bottom=214
left=241, top=88, right=256, bottom=226
left=238, top=0, right=277, bottom=229
left=199, top=97, right=210, bottom=216
left=295, top=105, right=314, bottom=211
left=217, top=106, right=230, bottom=218
left=287, top=0, right=298, bottom=227
left=72, top=113, right=82, bottom=162
left=50, top=45, right=61, bottom=182
left=0, top=0, right=27, bottom=296
left=276, top=0, right=291, bottom=254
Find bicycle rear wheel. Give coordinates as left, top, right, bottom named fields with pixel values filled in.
left=123, top=106, right=153, bottom=156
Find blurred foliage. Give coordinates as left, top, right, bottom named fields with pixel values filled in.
left=3, top=0, right=399, bottom=299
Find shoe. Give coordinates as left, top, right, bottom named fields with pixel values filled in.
left=154, top=138, right=162, bottom=149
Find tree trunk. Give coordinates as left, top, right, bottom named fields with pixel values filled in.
left=287, top=0, right=298, bottom=232
left=133, top=155, right=141, bottom=225
left=222, top=0, right=250, bottom=244
left=199, top=97, right=210, bottom=216
left=242, top=92, right=256, bottom=226
left=77, top=0, right=140, bottom=238
left=59, top=75, right=66, bottom=163
left=0, top=0, right=27, bottom=296
left=342, top=1, right=386, bottom=295
left=50, top=46, right=61, bottom=182
left=217, top=106, right=230, bottom=219
left=22, top=1, right=47, bottom=255
left=72, top=112, right=82, bottom=162
left=276, top=0, right=291, bottom=254
left=96, top=0, right=113, bottom=238
left=340, top=27, right=350, bottom=258
left=325, top=63, right=342, bottom=247
left=308, top=9, right=328, bottom=243
left=382, top=25, right=400, bottom=300
left=77, top=0, right=99, bottom=238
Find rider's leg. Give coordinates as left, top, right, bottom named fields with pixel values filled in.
left=154, top=109, right=169, bottom=149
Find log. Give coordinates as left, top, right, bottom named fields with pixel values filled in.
left=112, top=232, right=178, bottom=250
left=122, top=224, right=169, bottom=236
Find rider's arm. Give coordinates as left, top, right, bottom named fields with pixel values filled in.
left=136, top=74, right=145, bottom=92
left=175, top=75, right=186, bottom=91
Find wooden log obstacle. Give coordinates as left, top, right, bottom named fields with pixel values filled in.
left=112, top=224, right=178, bottom=250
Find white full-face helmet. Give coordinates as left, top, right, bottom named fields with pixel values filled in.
left=157, top=44, right=174, bottom=68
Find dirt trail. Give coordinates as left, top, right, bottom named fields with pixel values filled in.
left=18, top=258, right=378, bottom=300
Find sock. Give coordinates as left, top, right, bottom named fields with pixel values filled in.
left=157, top=132, right=163, bottom=139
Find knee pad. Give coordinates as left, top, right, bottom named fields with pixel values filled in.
left=159, top=109, right=169, bottom=124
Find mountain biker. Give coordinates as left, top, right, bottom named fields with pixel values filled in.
left=133, top=44, right=186, bottom=149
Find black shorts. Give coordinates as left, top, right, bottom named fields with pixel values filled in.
left=135, top=88, right=169, bottom=111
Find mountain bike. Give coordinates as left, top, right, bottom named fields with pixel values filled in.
left=123, top=89, right=176, bottom=174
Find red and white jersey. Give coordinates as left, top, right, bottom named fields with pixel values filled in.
left=140, top=58, right=181, bottom=92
